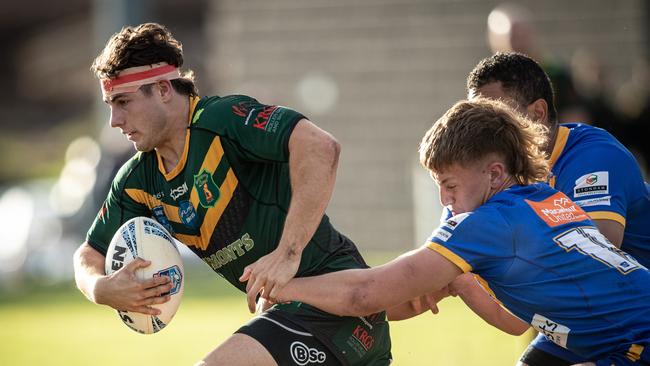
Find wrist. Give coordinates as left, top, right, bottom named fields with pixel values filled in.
left=90, top=275, right=107, bottom=305
left=279, top=239, right=305, bottom=259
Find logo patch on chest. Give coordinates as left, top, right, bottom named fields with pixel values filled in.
left=194, top=169, right=220, bottom=208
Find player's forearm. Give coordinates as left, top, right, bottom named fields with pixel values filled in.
left=281, top=269, right=389, bottom=317
left=73, top=242, right=107, bottom=304
left=453, top=276, right=529, bottom=335
left=280, top=120, right=340, bottom=256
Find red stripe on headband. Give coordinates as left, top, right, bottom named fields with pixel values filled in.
left=103, top=64, right=178, bottom=90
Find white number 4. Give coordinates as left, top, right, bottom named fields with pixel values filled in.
left=553, top=226, right=645, bottom=274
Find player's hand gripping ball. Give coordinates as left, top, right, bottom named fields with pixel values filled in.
left=105, top=217, right=184, bottom=334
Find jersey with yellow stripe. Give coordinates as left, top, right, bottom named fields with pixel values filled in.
left=549, top=123, right=650, bottom=267
left=427, top=183, right=650, bottom=361
left=87, top=94, right=368, bottom=291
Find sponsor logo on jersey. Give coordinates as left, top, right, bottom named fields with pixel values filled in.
left=444, top=213, right=469, bottom=231
left=154, top=265, right=183, bottom=296
left=232, top=102, right=251, bottom=118
left=170, top=182, right=188, bottom=201
left=431, top=227, right=451, bottom=242
left=430, top=212, right=470, bottom=242
left=152, top=206, right=175, bottom=234
left=252, top=106, right=279, bottom=132
left=178, top=200, right=199, bottom=229
left=526, top=192, right=589, bottom=227
left=98, top=204, right=108, bottom=221
left=574, top=171, right=609, bottom=198
left=351, top=324, right=375, bottom=351
left=203, top=233, right=255, bottom=271
left=194, top=169, right=220, bottom=208
left=290, top=341, right=326, bottom=365
left=531, top=313, right=570, bottom=348
left=574, top=195, right=611, bottom=208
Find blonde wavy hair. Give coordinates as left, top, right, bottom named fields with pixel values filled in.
left=419, top=98, right=549, bottom=185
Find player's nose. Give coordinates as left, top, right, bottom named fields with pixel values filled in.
left=109, top=108, right=124, bottom=128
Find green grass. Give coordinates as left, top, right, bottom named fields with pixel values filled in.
left=0, top=256, right=529, bottom=365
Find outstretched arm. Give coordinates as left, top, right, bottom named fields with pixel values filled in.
left=244, top=246, right=463, bottom=315
left=242, top=119, right=341, bottom=303
left=449, top=273, right=529, bottom=336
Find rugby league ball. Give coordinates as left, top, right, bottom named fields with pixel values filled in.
left=105, top=217, right=184, bottom=334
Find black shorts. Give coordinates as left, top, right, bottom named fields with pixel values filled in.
left=236, top=303, right=392, bottom=366
left=520, top=342, right=650, bottom=366
left=519, top=345, right=574, bottom=366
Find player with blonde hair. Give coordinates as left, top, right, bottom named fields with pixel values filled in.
left=258, top=98, right=650, bottom=366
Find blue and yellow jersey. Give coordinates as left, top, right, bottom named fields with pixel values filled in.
left=549, top=123, right=650, bottom=266
left=428, top=183, right=650, bottom=361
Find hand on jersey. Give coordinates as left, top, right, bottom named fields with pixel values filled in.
left=96, top=258, right=172, bottom=315
left=240, top=247, right=301, bottom=313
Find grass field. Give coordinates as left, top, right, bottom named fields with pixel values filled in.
left=0, top=254, right=528, bottom=365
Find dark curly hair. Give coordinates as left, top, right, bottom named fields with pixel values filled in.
left=467, top=52, right=557, bottom=124
left=91, top=22, right=197, bottom=96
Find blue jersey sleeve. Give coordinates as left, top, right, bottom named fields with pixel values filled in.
left=426, top=208, right=514, bottom=276
left=555, top=141, right=645, bottom=227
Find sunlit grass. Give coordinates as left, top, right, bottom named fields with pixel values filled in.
left=0, top=254, right=527, bottom=365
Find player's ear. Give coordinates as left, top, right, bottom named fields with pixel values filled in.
left=526, top=98, right=548, bottom=123
left=487, top=161, right=507, bottom=187
left=156, top=80, right=174, bottom=102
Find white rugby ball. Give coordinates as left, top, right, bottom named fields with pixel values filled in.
left=105, top=217, right=184, bottom=334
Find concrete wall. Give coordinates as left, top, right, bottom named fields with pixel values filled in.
left=204, top=0, right=646, bottom=251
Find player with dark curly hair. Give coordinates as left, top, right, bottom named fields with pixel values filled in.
left=74, top=22, right=393, bottom=366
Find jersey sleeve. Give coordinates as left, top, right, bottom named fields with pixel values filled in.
left=85, top=158, right=150, bottom=255
left=555, top=142, right=645, bottom=227
left=425, top=209, right=514, bottom=276
left=196, top=95, right=306, bottom=162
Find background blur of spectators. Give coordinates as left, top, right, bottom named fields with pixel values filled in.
left=486, top=2, right=649, bottom=174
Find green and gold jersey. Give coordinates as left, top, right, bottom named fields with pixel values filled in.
left=87, top=95, right=367, bottom=291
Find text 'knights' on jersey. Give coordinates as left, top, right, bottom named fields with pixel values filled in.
left=86, top=95, right=367, bottom=291
left=427, top=183, right=650, bottom=361
left=548, top=123, right=650, bottom=266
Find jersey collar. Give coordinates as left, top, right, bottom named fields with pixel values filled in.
left=548, top=126, right=569, bottom=172
left=157, top=95, right=201, bottom=180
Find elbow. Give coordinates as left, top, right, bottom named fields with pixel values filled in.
left=324, top=135, right=341, bottom=168
left=346, top=281, right=384, bottom=317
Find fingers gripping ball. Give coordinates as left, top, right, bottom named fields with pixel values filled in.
left=105, top=217, right=185, bottom=334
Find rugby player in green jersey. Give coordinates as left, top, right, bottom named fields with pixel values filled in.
left=72, top=22, right=399, bottom=366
